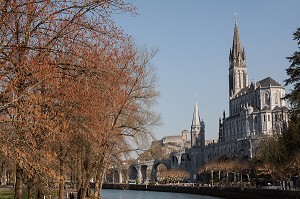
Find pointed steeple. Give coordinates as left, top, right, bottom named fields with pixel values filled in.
left=228, top=17, right=248, bottom=97
left=192, top=101, right=200, bottom=127
left=232, top=21, right=242, bottom=60
left=229, top=19, right=246, bottom=69
left=191, top=100, right=204, bottom=148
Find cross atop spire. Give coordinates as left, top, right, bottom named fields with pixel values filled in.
left=234, top=12, right=238, bottom=20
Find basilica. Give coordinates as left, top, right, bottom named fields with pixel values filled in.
left=106, top=20, right=290, bottom=184
left=169, top=19, right=289, bottom=180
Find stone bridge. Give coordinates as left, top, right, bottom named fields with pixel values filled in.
left=105, top=150, right=193, bottom=184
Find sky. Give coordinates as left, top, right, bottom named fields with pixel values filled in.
left=113, top=1, right=300, bottom=140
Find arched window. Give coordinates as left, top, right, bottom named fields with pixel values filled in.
left=275, top=92, right=279, bottom=105
left=181, top=153, right=191, bottom=161
left=263, top=92, right=270, bottom=106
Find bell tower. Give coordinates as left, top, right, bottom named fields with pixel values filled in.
left=229, top=19, right=248, bottom=98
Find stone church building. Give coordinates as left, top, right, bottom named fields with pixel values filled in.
left=107, top=19, right=290, bottom=184
left=170, top=20, right=289, bottom=180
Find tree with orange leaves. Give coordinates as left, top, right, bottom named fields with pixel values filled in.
left=0, top=1, right=160, bottom=199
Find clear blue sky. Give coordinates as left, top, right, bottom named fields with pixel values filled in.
left=113, top=1, right=300, bottom=140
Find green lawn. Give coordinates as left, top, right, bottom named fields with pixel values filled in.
left=0, top=188, right=14, bottom=199
left=0, top=188, right=28, bottom=199
left=0, top=188, right=59, bottom=199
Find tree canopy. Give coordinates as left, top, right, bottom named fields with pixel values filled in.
left=0, top=1, right=159, bottom=199
left=285, top=27, right=300, bottom=114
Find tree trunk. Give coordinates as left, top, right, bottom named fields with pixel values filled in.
left=14, top=164, right=23, bottom=199
left=0, top=162, right=4, bottom=185
left=59, top=147, right=66, bottom=199
left=94, top=158, right=107, bottom=199
left=98, top=170, right=106, bottom=198
left=78, top=146, right=93, bottom=199
left=80, top=178, right=90, bottom=199
left=27, top=178, right=33, bottom=199
left=93, top=170, right=101, bottom=199
left=94, top=168, right=107, bottom=199
left=37, top=188, right=44, bottom=199
left=59, top=165, right=65, bottom=199
left=78, top=175, right=91, bottom=199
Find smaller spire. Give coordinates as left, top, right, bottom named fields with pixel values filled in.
left=192, top=101, right=201, bottom=127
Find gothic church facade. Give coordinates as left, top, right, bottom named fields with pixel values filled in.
left=184, top=20, right=289, bottom=179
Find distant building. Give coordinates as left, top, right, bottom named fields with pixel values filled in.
left=161, top=130, right=189, bottom=146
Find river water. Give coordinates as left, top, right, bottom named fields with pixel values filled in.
left=101, top=189, right=225, bottom=199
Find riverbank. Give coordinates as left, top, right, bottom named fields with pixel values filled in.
left=102, top=183, right=300, bottom=199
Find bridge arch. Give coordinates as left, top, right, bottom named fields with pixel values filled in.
left=179, top=153, right=192, bottom=171
left=140, top=165, right=151, bottom=183
left=152, top=159, right=171, bottom=182
left=181, top=153, right=191, bottom=161
left=129, top=165, right=138, bottom=181
left=171, top=155, right=179, bottom=168
left=106, top=169, right=120, bottom=183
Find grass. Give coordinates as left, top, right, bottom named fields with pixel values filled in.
left=0, top=188, right=30, bottom=199
left=0, top=188, right=59, bottom=199
left=0, top=188, right=14, bottom=199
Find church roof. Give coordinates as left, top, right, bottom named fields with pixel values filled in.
left=273, top=106, right=281, bottom=111
left=253, top=107, right=260, bottom=112
left=233, top=77, right=282, bottom=98
left=257, top=77, right=281, bottom=87
left=282, top=106, right=289, bottom=111
left=261, top=106, right=271, bottom=111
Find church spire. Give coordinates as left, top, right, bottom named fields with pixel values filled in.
left=229, top=18, right=246, bottom=69
left=191, top=100, right=205, bottom=148
left=228, top=17, right=248, bottom=97
left=192, top=101, right=200, bottom=127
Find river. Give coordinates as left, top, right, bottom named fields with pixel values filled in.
left=101, top=189, right=225, bottom=199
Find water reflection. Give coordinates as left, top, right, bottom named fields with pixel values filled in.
left=101, top=189, right=224, bottom=199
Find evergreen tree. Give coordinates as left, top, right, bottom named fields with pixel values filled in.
left=283, top=27, right=300, bottom=156
left=281, top=114, right=300, bottom=154
left=285, top=27, right=300, bottom=113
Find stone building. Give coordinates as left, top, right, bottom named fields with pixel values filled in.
left=120, top=19, right=289, bottom=184
left=161, top=130, right=190, bottom=146
left=173, top=19, right=289, bottom=180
